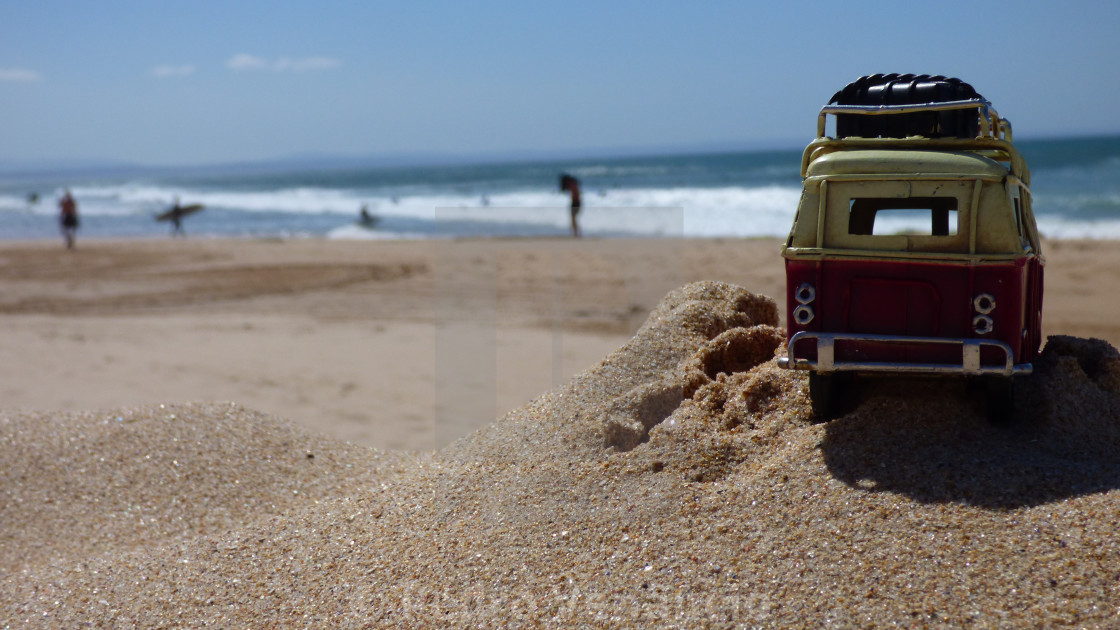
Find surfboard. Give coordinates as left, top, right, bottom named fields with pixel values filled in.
left=156, top=203, right=204, bottom=222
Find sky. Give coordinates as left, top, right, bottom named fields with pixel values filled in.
left=2, top=0, right=1119, bottom=167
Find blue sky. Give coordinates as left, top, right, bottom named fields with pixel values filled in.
left=2, top=0, right=1119, bottom=166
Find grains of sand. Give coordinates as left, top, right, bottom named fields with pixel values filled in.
left=3, top=281, right=1120, bottom=627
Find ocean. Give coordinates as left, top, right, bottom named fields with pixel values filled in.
left=1, top=135, right=1118, bottom=241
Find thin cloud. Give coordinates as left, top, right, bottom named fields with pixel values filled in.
left=227, top=53, right=269, bottom=71
left=152, top=64, right=196, bottom=78
left=275, top=56, right=341, bottom=72
left=0, top=68, right=43, bottom=82
left=227, top=54, right=340, bottom=73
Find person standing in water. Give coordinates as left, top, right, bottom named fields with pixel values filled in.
left=59, top=189, right=79, bottom=249
left=560, top=173, right=581, bottom=237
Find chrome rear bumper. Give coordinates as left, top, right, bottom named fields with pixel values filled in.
left=777, top=331, right=1032, bottom=377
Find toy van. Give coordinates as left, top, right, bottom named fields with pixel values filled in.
left=777, top=74, right=1044, bottom=421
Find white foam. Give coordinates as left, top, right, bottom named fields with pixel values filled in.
left=8, top=173, right=1120, bottom=242
left=327, top=224, right=428, bottom=240
left=1036, top=217, right=1120, bottom=240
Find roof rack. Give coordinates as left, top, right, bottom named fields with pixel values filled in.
left=804, top=99, right=1027, bottom=185
left=816, top=99, right=1011, bottom=141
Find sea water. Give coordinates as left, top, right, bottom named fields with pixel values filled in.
left=0, top=135, right=1117, bottom=241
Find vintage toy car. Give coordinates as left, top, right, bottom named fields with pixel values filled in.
left=777, top=74, right=1044, bottom=421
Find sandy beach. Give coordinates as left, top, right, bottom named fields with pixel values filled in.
left=0, top=236, right=787, bottom=450
left=3, top=235, right=1120, bottom=625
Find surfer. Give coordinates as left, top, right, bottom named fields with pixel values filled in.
left=560, top=173, right=581, bottom=237
left=169, top=197, right=185, bottom=236
left=358, top=204, right=379, bottom=228
left=156, top=198, right=203, bottom=234
left=58, top=189, right=79, bottom=249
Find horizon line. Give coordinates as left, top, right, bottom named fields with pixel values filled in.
left=2, top=130, right=1118, bottom=178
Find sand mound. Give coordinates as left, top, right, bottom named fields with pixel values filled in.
left=4, top=282, right=1120, bottom=627
left=0, top=403, right=410, bottom=575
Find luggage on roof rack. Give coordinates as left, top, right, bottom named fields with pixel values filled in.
left=829, top=74, right=985, bottom=139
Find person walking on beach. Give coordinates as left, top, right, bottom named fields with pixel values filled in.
left=59, top=189, right=79, bottom=249
left=560, top=173, right=582, bottom=237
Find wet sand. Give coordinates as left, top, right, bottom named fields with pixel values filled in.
left=2, top=236, right=1120, bottom=626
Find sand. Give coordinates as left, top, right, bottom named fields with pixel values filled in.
left=2, top=236, right=1120, bottom=626
left=0, top=237, right=782, bottom=450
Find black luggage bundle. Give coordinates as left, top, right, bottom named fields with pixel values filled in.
left=829, top=74, right=985, bottom=139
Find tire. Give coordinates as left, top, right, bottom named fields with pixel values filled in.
left=809, top=372, right=852, bottom=421
left=829, top=73, right=984, bottom=139
left=984, top=376, right=1016, bottom=425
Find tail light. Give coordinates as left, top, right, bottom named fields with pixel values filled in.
left=793, top=282, right=816, bottom=325
left=972, top=293, right=995, bottom=334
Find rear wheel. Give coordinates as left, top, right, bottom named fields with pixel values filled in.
left=984, top=376, right=1016, bottom=425
left=809, top=372, right=852, bottom=421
